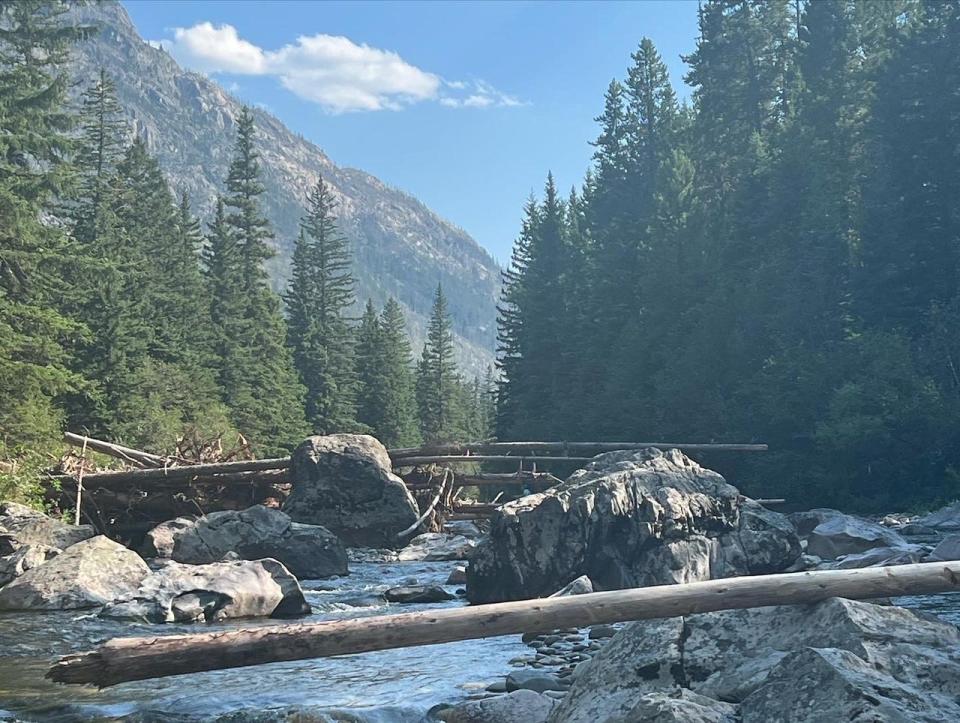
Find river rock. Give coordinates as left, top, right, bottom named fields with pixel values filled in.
left=398, top=532, right=477, bottom=561
left=919, top=501, right=960, bottom=531
left=383, top=584, right=453, bottom=603
left=102, top=558, right=309, bottom=623
left=548, top=597, right=960, bottom=722
left=466, top=448, right=800, bottom=603
left=283, top=435, right=419, bottom=548
left=805, top=514, right=909, bottom=558
left=447, top=565, right=468, bottom=584
left=0, top=535, right=148, bottom=610
left=141, top=505, right=347, bottom=579
left=0, top=501, right=94, bottom=553
left=0, top=543, right=59, bottom=588
left=826, top=543, right=928, bottom=569
left=439, top=690, right=557, bottom=723
left=549, top=575, right=593, bottom=597
left=927, top=534, right=960, bottom=561
left=507, top=670, right=567, bottom=693
left=786, top=508, right=844, bottom=538
left=444, top=520, right=483, bottom=539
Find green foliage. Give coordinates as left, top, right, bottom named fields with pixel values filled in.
left=212, top=106, right=307, bottom=453
left=417, top=284, right=470, bottom=443
left=0, top=1, right=86, bottom=497
left=498, top=0, right=960, bottom=511
left=355, top=298, right=421, bottom=447
left=284, top=175, right=357, bottom=433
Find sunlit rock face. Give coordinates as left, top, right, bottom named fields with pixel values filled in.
left=466, top=447, right=800, bottom=603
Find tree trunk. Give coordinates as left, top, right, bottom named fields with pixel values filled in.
left=47, top=561, right=960, bottom=688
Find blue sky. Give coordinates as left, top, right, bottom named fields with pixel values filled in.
left=125, top=0, right=700, bottom=263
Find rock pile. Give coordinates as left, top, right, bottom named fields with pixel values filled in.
left=547, top=597, right=960, bottom=722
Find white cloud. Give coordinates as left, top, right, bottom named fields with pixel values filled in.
left=166, top=22, right=266, bottom=75
left=153, top=22, right=524, bottom=114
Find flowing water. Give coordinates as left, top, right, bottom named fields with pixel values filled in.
left=0, top=560, right=528, bottom=722
left=2, top=560, right=959, bottom=722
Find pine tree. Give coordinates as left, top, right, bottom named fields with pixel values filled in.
left=417, top=284, right=461, bottom=443
left=219, top=106, right=307, bottom=452
left=354, top=298, right=382, bottom=432
left=354, top=298, right=420, bottom=447
left=0, top=0, right=88, bottom=478
left=284, top=174, right=357, bottom=433
left=73, top=68, right=125, bottom=245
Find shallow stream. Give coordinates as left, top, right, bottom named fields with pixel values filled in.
left=1, top=560, right=959, bottom=722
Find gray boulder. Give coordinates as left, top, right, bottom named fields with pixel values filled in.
left=383, top=585, right=453, bottom=603
left=397, top=532, right=477, bottom=561
left=609, top=691, right=737, bottom=723
left=787, top=508, right=844, bottom=538
left=740, top=647, right=955, bottom=722
left=102, top=558, right=309, bottom=623
left=0, top=543, right=59, bottom=588
left=439, top=690, right=557, bottom=723
left=550, top=575, right=594, bottom=597
left=141, top=505, right=347, bottom=579
left=549, top=597, right=960, bottom=722
left=806, top=514, right=909, bottom=558
left=826, top=543, right=928, bottom=569
left=283, top=435, right=419, bottom=548
left=927, top=534, right=960, bottom=561
left=0, top=535, right=149, bottom=610
left=467, top=448, right=800, bottom=603
left=918, top=501, right=960, bottom=531
left=0, top=501, right=94, bottom=553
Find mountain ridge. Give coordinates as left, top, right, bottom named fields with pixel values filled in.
left=66, top=1, right=500, bottom=375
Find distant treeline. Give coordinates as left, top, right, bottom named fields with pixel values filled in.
left=0, top=2, right=492, bottom=502
left=496, top=0, right=960, bottom=511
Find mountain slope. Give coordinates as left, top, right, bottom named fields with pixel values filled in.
left=66, top=1, right=500, bottom=375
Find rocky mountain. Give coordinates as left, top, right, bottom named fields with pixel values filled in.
left=65, top=1, right=500, bottom=375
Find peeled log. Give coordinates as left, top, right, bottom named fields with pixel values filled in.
left=48, top=561, right=960, bottom=688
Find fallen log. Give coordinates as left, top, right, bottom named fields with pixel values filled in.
left=47, top=561, right=960, bottom=688
left=63, top=432, right=170, bottom=468
left=455, top=472, right=562, bottom=487
left=53, top=457, right=291, bottom=487
left=55, top=468, right=289, bottom=489
left=388, top=441, right=769, bottom=459
left=393, top=454, right=594, bottom=466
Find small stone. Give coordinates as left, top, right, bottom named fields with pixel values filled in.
left=486, top=680, right=508, bottom=693
left=588, top=624, right=617, bottom=639
left=506, top=670, right=566, bottom=693
left=446, top=565, right=467, bottom=585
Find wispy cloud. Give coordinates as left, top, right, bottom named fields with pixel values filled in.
left=154, top=22, right=523, bottom=114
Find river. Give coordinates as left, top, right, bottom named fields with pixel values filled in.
left=1, top=560, right=959, bottom=722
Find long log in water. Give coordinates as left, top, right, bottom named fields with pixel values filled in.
left=47, top=561, right=960, bottom=688
left=388, top=441, right=769, bottom=459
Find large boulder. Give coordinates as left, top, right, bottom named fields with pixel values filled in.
left=102, top=558, right=310, bottom=623
left=141, top=505, right=347, bottom=579
left=0, top=535, right=149, bottom=610
left=0, top=501, right=94, bottom=553
left=283, top=435, right=419, bottom=548
left=549, top=598, right=960, bottom=722
left=466, top=448, right=800, bottom=603
left=805, top=514, right=909, bottom=559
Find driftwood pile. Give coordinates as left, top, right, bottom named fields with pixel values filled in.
left=49, top=435, right=770, bottom=541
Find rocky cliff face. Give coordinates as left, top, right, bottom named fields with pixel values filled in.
left=66, top=2, right=499, bottom=374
